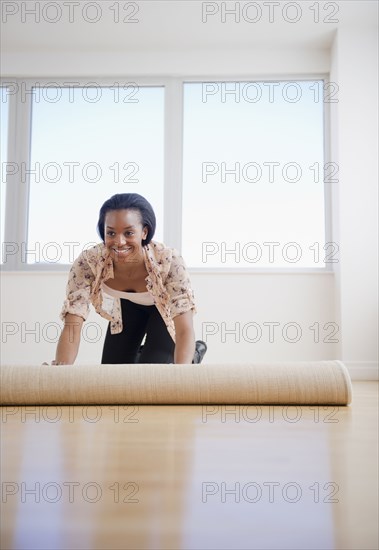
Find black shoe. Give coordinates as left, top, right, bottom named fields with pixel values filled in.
left=192, top=340, right=207, bottom=364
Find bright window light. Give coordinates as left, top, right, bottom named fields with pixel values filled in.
left=27, top=85, right=164, bottom=264
left=182, top=81, right=327, bottom=268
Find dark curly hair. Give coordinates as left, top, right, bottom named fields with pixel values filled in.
left=96, top=193, right=156, bottom=246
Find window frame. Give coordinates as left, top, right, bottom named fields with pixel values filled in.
left=0, top=75, right=333, bottom=273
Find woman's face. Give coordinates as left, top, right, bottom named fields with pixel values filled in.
left=104, top=209, right=148, bottom=265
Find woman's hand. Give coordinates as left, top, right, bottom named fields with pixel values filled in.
left=173, top=310, right=196, bottom=364
left=53, top=313, right=84, bottom=366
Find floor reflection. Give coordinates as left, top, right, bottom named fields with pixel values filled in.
left=182, top=405, right=337, bottom=550
left=1, top=390, right=378, bottom=550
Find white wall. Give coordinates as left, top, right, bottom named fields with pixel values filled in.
left=329, top=24, right=378, bottom=379
left=1, top=270, right=337, bottom=365
left=1, top=1, right=377, bottom=378
left=2, top=49, right=329, bottom=77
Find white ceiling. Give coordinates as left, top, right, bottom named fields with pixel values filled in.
left=1, top=0, right=377, bottom=54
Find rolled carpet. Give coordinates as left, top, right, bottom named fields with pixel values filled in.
left=0, top=361, right=352, bottom=405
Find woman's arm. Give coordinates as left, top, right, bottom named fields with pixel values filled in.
left=54, top=313, right=84, bottom=365
left=55, top=248, right=95, bottom=365
left=173, top=310, right=196, bottom=364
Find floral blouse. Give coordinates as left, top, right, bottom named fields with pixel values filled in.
left=60, top=241, right=197, bottom=343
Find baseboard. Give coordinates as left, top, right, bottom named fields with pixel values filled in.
left=343, top=361, right=379, bottom=381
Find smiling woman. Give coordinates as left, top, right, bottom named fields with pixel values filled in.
left=53, top=193, right=207, bottom=366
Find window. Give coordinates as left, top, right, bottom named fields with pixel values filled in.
left=0, top=87, right=10, bottom=261
left=1, top=77, right=332, bottom=271
left=27, top=84, right=164, bottom=264
left=182, top=81, right=328, bottom=268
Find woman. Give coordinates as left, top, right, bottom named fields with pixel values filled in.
left=53, top=193, right=206, bottom=365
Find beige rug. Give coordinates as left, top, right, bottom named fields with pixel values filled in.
left=0, top=361, right=352, bottom=405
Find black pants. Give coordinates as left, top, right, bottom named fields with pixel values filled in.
left=101, top=298, right=176, bottom=364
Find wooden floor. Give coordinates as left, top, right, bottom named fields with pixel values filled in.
left=1, top=382, right=378, bottom=550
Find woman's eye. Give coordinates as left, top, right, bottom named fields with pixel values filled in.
left=106, top=231, right=134, bottom=237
